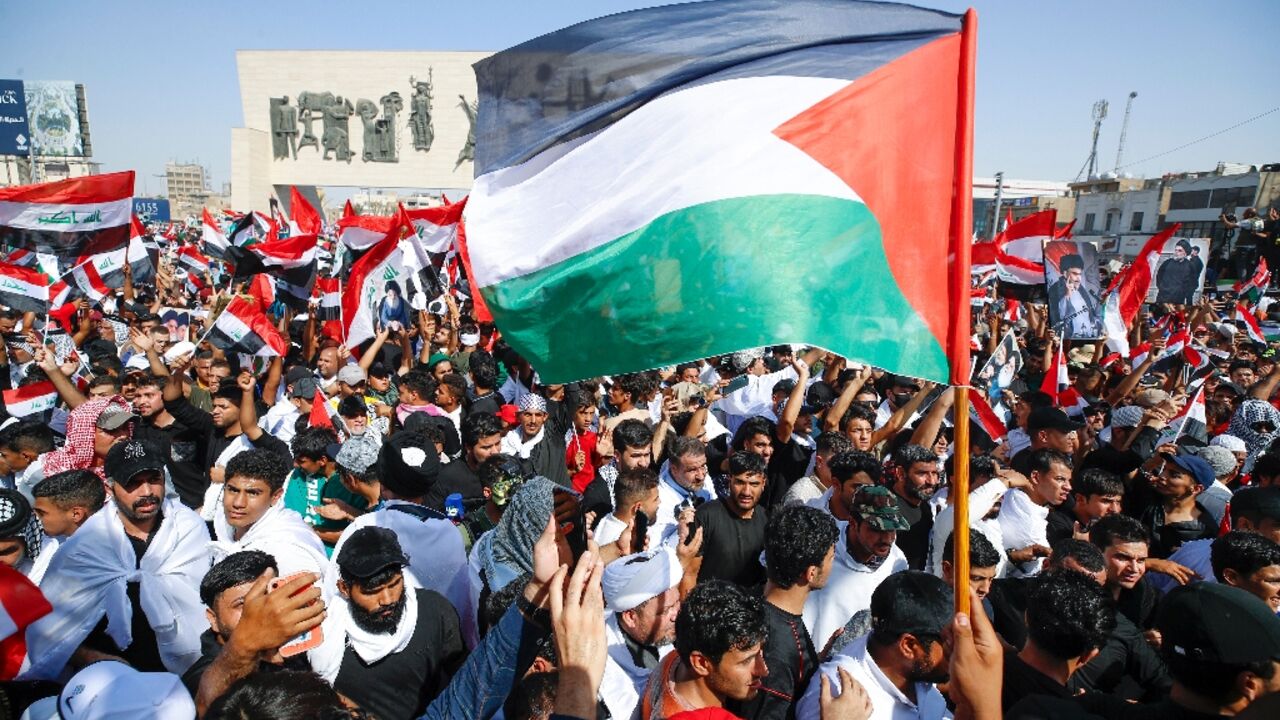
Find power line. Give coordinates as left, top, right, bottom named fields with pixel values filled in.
left=1116, top=104, right=1280, bottom=171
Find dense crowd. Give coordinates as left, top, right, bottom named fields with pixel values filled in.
left=3, top=211, right=1280, bottom=720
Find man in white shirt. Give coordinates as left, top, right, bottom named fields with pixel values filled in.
left=798, top=571, right=953, bottom=720
left=598, top=547, right=683, bottom=719
left=997, top=448, right=1073, bottom=578
left=714, top=347, right=819, bottom=436
left=652, top=436, right=716, bottom=546
left=803, top=485, right=909, bottom=652
left=595, top=466, right=661, bottom=548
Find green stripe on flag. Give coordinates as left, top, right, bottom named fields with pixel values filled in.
left=481, top=194, right=949, bottom=383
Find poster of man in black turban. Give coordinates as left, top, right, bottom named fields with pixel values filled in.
left=1044, top=240, right=1103, bottom=340
left=1152, top=237, right=1209, bottom=305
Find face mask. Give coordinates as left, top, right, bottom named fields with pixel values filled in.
left=892, top=392, right=913, bottom=407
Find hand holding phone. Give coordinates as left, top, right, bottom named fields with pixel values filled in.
left=269, top=573, right=325, bottom=657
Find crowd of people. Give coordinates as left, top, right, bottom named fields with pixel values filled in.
left=4, top=212, right=1280, bottom=720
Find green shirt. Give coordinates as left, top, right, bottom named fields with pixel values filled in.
left=281, top=468, right=368, bottom=555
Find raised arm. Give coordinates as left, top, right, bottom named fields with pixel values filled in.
left=35, top=346, right=87, bottom=410
left=823, top=364, right=867, bottom=433
left=775, top=358, right=811, bottom=442
left=910, top=386, right=954, bottom=449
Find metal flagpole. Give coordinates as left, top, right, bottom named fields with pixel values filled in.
left=949, top=8, right=979, bottom=616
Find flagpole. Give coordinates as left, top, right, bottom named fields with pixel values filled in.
left=949, top=8, right=978, bottom=616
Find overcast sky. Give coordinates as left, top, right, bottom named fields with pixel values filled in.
left=3, top=0, right=1277, bottom=196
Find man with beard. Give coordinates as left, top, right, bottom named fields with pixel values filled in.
left=637, top=579, right=768, bottom=719
left=888, top=444, right=941, bottom=570
left=318, top=527, right=466, bottom=720
left=583, top=419, right=656, bottom=521
left=798, top=571, right=954, bottom=720
left=803, top=485, right=910, bottom=652
left=1155, top=239, right=1200, bottom=305
left=1047, top=253, right=1102, bottom=340
left=696, top=451, right=769, bottom=586
left=595, top=466, right=661, bottom=547
left=734, top=505, right=839, bottom=720
left=23, top=440, right=210, bottom=679
left=500, top=393, right=571, bottom=488
left=183, top=550, right=324, bottom=715
left=599, top=547, right=684, bottom=719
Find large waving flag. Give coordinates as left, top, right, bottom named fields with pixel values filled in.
left=202, top=208, right=230, bottom=260
left=336, top=212, right=401, bottom=251
left=466, top=0, right=975, bottom=384
left=341, top=216, right=411, bottom=348
left=993, top=209, right=1057, bottom=299
left=1101, top=224, right=1181, bottom=356
left=206, top=296, right=288, bottom=357
left=289, top=187, right=323, bottom=236
left=0, top=172, right=134, bottom=258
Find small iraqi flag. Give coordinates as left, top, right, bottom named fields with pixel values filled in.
left=2, top=381, right=58, bottom=418
left=206, top=296, right=288, bottom=357
left=177, top=244, right=211, bottom=276
left=0, top=563, right=52, bottom=680
left=314, top=277, right=341, bottom=321
left=0, top=262, right=51, bottom=314
left=1236, top=302, right=1267, bottom=345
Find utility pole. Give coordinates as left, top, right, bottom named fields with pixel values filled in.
left=989, top=171, right=1005, bottom=240
left=1113, top=91, right=1138, bottom=173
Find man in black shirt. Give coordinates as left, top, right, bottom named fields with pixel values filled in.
left=889, top=443, right=941, bottom=570
left=183, top=550, right=321, bottom=714
left=428, top=412, right=505, bottom=512
left=732, top=504, right=838, bottom=720
left=696, top=451, right=768, bottom=587
left=130, top=372, right=204, bottom=509
left=466, top=350, right=503, bottom=418
left=332, top=527, right=466, bottom=720
left=1046, top=468, right=1124, bottom=546
left=1001, top=567, right=1115, bottom=712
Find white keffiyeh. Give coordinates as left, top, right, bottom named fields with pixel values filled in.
left=21, top=499, right=211, bottom=680
left=210, top=499, right=330, bottom=582
left=310, top=583, right=420, bottom=683
left=500, top=427, right=544, bottom=460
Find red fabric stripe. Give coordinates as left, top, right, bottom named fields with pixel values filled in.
left=0, top=171, right=133, bottom=205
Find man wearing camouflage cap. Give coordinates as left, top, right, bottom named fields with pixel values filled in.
left=802, top=484, right=909, bottom=651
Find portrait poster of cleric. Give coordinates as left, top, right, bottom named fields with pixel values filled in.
left=1043, top=239, right=1104, bottom=341
left=1148, top=236, right=1210, bottom=305
left=973, top=328, right=1022, bottom=420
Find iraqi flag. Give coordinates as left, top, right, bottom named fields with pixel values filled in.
left=404, top=198, right=466, bottom=254
left=969, top=392, right=1008, bottom=444
left=0, top=563, right=52, bottom=680
left=0, top=171, right=134, bottom=258
left=994, top=210, right=1057, bottom=300
left=1236, top=302, right=1267, bottom=344
left=202, top=208, right=230, bottom=260
left=0, top=263, right=51, bottom=313
left=1171, top=385, right=1208, bottom=445
left=1101, top=224, right=1181, bottom=356
left=336, top=213, right=401, bottom=252
left=289, top=187, right=323, bottom=236
left=2, top=381, right=58, bottom=419
left=467, top=0, right=976, bottom=384
left=227, top=233, right=318, bottom=310
left=206, top=296, right=288, bottom=357
left=314, top=277, right=341, bottom=321
left=1040, top=343, right=1069, bottom=406
left=64, top=214, right=155, bottom=300
left=341, top=217, right=411, bottom=348
left=177, top=244, right=211, bottom=276
left=3, top=249, right=36, bottom=268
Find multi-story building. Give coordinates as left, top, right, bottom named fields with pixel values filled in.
left=165, top=162, right=214, bottom=218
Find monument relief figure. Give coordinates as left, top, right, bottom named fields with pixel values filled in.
left=296, top=91, right=336, bottom=153
left=268, top=96, right=298, bottom=160
left=408, top=72, right=434, bottom=152
left=321, top=95, right=354, bottom=163
left=456, top=95, right=477, bottom=169
left=357, top=91, right=403, bottom=163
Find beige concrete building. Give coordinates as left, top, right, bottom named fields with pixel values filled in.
left=232, top=50, right=490, bottom=213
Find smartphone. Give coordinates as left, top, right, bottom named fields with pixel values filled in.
left=269, top=573, right=324, bottom=657
left=722, top=375, right=750, bottom=395
left=552, top=487, right=588, bottom=563
left=632, top=510, right=651, bottom=552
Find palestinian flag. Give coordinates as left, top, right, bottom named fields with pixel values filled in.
left=466, top=0, right=975, bottom=384
left=2, top=381, right=57, bottom=419
left=993, top=210, right=1057, bottom=300
left=1101, top=224, right=1180, bottom=356
left=228, top=211, right=276, bottom=248
left=1237, top=302, right=1267, bottom=344
left=0, top=172, right=134, bottom=258
left=206, top=296, right=288, bottom=357
left=177, top=244, right=211, bottom=276
left=314, top=277, right=341, bottom=321
left=289, top=187, right=323, bottom=236
left=202, top=208, right=230, bottom=260
left=0, top=263, right=51, bottom=313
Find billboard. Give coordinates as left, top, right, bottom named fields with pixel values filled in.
left=0, top=80, right=30, bottom=156
left=133, top=198, right=171, bottom=223
left=24, top=81, right=84, bottom=157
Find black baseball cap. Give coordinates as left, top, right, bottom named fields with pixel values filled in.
left=335, top=526, right=409, bottom=580
left=1158, top=583, right=1280, bottom=664
left=806, top=381, right=838, bottom=410
left=870, top=570, right=954, bottom=638
left=1027, top=406, right=1084, bottom=434
left=368, top=362, right=391, bottom=379
left=104, top=440, right=166, bottom=484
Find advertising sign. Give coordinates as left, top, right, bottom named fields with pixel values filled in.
left=0, top=80, right=30, bottom=156
left=24, top=81, right=83, bottom=157
left=133, top=198, right=171, bottom=223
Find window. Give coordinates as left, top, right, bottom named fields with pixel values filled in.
left=1130, top=211, right=1145, bottom=231
left=1084, top=213, right=1096, bottom=232
left=1105, top=212, right=1118, bottom=232
left=1210, top=185, right=1257, bottom=209
left=1169, top=190, right=1213, bottom=211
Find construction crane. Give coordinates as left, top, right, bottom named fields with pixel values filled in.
left=1076, top=99, right=1109, bottom=181
left=1113, top=91, right=1138, bottom=173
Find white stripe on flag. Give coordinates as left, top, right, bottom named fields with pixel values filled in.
left=0, top=198, right=133, bottom=231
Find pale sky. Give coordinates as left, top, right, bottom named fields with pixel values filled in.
left=2, top=0, right=1277, bottom=196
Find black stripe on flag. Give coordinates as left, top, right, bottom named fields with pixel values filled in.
left=208, top=321, right=268, bottom=356
left=0, top=225, right=129, bottom=258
